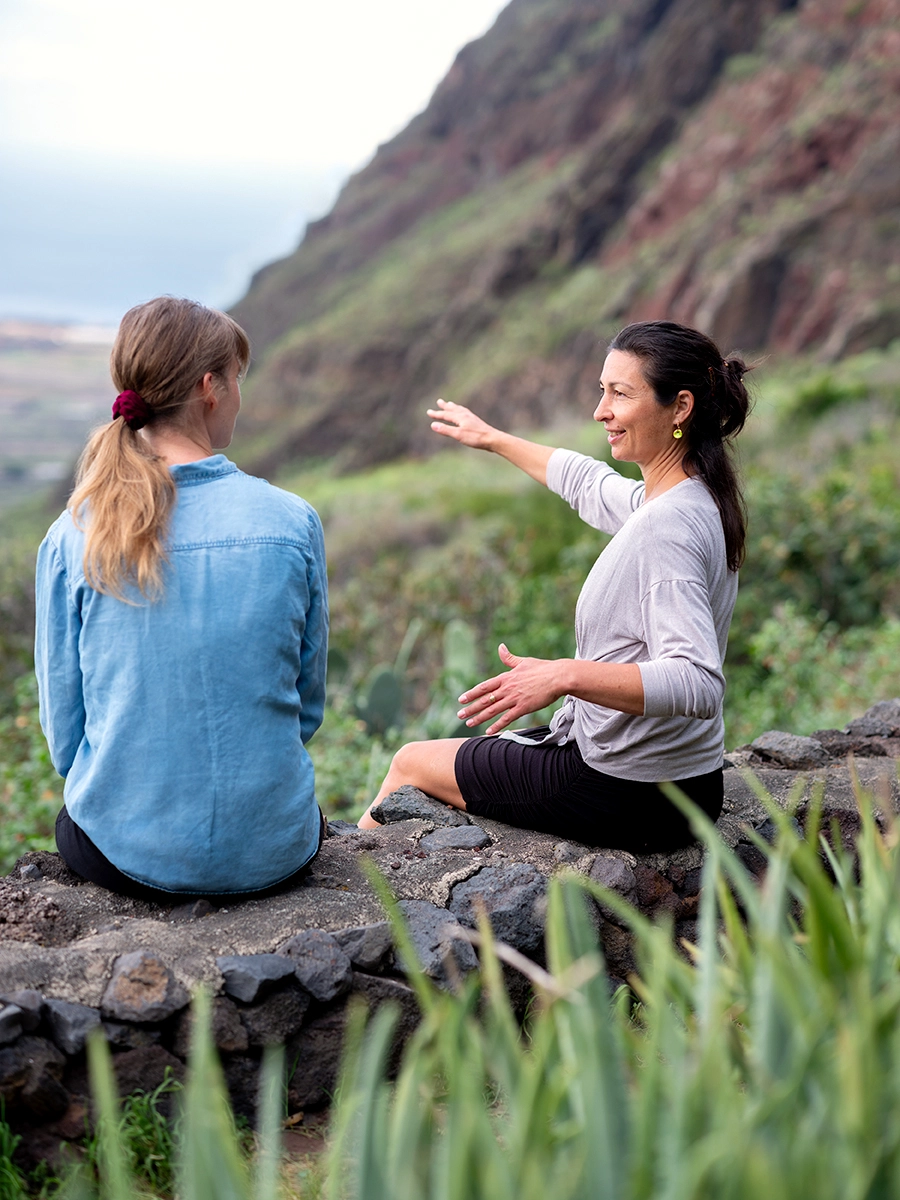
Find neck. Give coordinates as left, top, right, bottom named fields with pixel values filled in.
left=641, top=450, right=691, bottom=500
left=139, top=424, right=214, bottom=466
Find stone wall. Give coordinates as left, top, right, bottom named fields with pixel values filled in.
left=2, top=699, right=899, bottom=1163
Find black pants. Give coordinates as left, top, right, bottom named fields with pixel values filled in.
left=55, top=806, right=326, bottom=905
left=456, top=728, right=723, bottom=854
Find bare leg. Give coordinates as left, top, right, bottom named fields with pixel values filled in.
left=358, top=738, right=469, bottom=829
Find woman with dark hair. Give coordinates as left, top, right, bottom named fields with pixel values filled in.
left=35, top=297, right=328, bottom=901
left=359, top=320, right=750, bottom=852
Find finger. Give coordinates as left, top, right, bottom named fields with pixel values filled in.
left=486, top=704, right=526, bottom=735
left=497, top=643, right=521, bottom=666
left=457, top=696, right=497, bottom=724
left=465, top=702, right=505, bottom=728
left=458, top=675, right=506, bottom=705
left=457, top=688, right=506, bottom=726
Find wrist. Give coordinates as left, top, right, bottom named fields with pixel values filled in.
left=489, top=428, right=513, bottom=456
left=557, top=658, right=581, bottom=696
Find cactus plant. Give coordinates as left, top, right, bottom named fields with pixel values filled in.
left=355, top=666, right=404, bottom=736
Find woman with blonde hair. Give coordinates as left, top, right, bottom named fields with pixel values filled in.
left=36, top=296, right=328, bottom=901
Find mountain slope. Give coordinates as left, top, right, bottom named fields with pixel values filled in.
left=231, top=0, right=900, bottom=475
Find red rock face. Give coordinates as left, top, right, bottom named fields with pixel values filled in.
left=231, top=0, right=900, bottom=475
left=610, top=0, right=900, bottom=357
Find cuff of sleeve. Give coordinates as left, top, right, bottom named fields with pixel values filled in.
left=639, top=660, right=681, bottom=718
left=639, top=660, right=723, bottom=720
left=545, top=447, right=578, bottom=497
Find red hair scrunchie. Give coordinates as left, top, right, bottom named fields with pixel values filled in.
left=112, top=390, right=152, bottom=430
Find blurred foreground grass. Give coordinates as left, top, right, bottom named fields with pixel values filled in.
left=8, top=778, right=900, bottom=1197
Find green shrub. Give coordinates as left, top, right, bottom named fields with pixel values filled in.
left=784, top=372, right=868, bottom=423
left=309, top=694, right=403, bottom=819
left=0, top=544, right=37, bottom=718
left=731, top=461, right=900, bottom=654
left=0, top=674, right=63, bottom=875
left=81, top=991, right=283, bottom=1200
left=0, top=1107, right=27, bottom=1200
left=725, top=605, right=900, bottom=745
left=82, top=1070, right=182, bottom=1196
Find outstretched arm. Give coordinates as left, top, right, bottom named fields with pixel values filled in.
left=427, top=399, right=555, bottom=486
left=457, top=644, right=644, bottom=736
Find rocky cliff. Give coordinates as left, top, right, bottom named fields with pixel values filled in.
left=230, top=0, right=900, bottom=476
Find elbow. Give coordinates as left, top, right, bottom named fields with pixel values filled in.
left=677, top=665, right=723, bottom=720
left=49, top=744, right=75, bottom=779
left=684, top=672, right=724, bottom=720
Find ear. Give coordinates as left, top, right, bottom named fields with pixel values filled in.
left=197, top=371, right=219, bottom=410
left=673, top=389, right=694, bottom=425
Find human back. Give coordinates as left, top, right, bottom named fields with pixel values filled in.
left=36, top=297, right=328, bottom=897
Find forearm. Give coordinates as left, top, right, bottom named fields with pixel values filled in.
left=458, top=645, right=644, bottom=734
left=561, top=659, right=645, bottom=716
left=488, top=432, right=555, bottom=485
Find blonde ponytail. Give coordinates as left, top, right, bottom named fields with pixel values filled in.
left=71, top=422, right=176, bottom=600
left=70, top=297, right=250, bottom=601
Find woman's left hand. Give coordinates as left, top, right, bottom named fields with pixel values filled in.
left=457, top=644, right=567, bottom=736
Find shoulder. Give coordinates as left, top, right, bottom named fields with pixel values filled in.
left=628, top=480, right=725, bottom=572
left=238, top=473, right=323, bottom=534
left=549, top=448, right=644, bottom=498
left=39, top=509, right=82, bottom=565
left=192, top=466, right=325, bottom=555
left=637, top=479, right=720, bottom=535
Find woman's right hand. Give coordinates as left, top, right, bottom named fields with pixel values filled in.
left=427, top=399, right=500, bottom=451
left=428, top=398, right=555, bottom=485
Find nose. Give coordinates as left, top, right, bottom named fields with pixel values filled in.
left=593, top=389, right=610, bottom=423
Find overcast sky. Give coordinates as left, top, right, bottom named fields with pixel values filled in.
left=0, top=0, right=509, bottom=323
left=1, top=0, right=507, bottom=172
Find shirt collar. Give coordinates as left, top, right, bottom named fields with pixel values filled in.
left=169, top=455, right=239, bottom=486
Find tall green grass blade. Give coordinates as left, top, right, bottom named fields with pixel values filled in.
left=361, top=856, right=439, bottom=1016
left=326, top=1000, right=398, bottom=1200
left=177, top=989, right=250, bottom=1200
left=253, top=1046, right=283, bottom=1200
left=86, top=1031, right=133, bottom=1200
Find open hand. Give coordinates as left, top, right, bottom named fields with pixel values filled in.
left=427, top=399, right=499, bottom=451
left=456, top=644, right=567, bottom=735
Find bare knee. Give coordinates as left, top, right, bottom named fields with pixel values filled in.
left=390, top=740, right=430, bottom=782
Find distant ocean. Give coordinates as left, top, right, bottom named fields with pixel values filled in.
left=0, top=151, right=346, bottom=325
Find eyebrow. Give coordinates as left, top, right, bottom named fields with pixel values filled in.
left=599, top=379, right=636, bottom=390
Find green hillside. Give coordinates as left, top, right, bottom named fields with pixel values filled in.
left=230, top=0, right=900, bottom=479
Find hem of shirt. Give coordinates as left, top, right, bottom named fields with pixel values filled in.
left=112, top=836, right=322, bottom=897
left=573, top=733, right=725, bottom=783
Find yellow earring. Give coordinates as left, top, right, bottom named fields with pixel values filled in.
left=673, top=426, right=683, bottom=439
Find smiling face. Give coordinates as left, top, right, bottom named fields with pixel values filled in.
left=594, top=349, right=691, bottom=472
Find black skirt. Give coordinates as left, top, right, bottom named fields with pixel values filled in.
left=455, top=727, right=722, bottom=854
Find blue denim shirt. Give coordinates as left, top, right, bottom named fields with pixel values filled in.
left=34, top=455, right=328, bottom=894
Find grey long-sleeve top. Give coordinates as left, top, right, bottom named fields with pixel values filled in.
left=537, top=448, right=737, bottom=782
